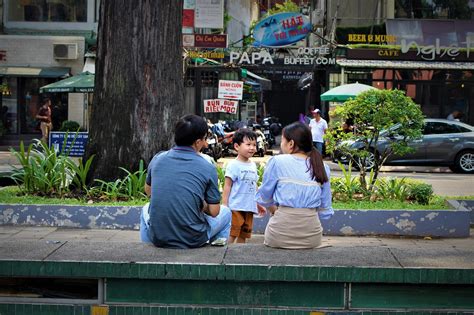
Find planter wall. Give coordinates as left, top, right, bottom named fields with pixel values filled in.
left=0, top=202, right=471, bottom=237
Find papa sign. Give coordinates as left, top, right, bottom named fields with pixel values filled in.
left=253, top=12, right=311, bottom=47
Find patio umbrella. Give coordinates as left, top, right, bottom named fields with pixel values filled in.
left=39, top=71, right=94, bottom=93
left=320, top=82, right=375, bottom=102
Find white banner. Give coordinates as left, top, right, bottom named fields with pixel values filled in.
left=203, top=99, right=238, bottom=114
left=195, top=0, right=224, bottom=29
left=218, top=80, right=243, bottom=100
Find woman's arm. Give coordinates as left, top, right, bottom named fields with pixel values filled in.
left=255, top=157, right=278, bottom=208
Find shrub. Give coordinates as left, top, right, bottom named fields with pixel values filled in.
left=59, top=120, right=81, bottom=132
left=376, top=177, right=410, bottom=202
left=10, top=140, right=76, bottom=197
left=407, top=182, right=433, bottom=205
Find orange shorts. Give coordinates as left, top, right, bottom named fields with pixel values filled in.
left=230, top=211, right=254, bottom=239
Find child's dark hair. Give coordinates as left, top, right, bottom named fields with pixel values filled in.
left=233, top=128, right=257, bottom=145
left=282, top=122, right=328, bottom=184
left=174, top=114, right=208, bottom=146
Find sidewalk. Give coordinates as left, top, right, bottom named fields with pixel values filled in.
left=1, top=225, right=473, bottom=270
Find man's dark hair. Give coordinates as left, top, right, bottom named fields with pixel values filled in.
left=233, top=128, right=257, bottom=145
left=174, top=114, right=208, bottom=146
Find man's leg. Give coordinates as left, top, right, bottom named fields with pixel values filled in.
left=315, top=142, right=323, bottom=154
left=140, top=203, right=152, bottom=243
left=40, top=122, right=47, bottom=142
left=206, top=205, right=231, bottom=241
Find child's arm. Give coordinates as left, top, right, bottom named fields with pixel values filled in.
left=221, top=177, right=233, bottom=207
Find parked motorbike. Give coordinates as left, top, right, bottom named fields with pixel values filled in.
left=262, top=116, right=281, bottom=148
left=212, top=122, right=235, bottom=157
left=251, top=123, right=268, bottom=157
left=202, top=124, right=223, bottom=161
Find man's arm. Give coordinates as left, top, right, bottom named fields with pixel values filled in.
left=202, top=201, right=220, bottom=217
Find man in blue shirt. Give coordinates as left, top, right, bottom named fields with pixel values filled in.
left=140, top=114, right=231, bottom=248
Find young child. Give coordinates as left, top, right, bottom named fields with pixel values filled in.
left=222, top=128, right=265, bottom=243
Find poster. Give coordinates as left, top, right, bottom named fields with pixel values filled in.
left=195, top=0, right=224, bottom=29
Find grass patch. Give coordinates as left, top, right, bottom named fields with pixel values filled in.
left=334, top=196, right=449, bottom=210
left=0, top=186, right=457, bottom=210
left=0, top=186, right=147, bottom=206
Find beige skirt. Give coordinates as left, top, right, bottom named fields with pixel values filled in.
left=264, top=206, right=322, bottom=249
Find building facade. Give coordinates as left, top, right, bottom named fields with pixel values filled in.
left=0, top=0, right=98, bottom=143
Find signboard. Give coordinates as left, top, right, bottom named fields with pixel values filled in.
left=218, top=80, right=243, bottom=100
left=49, top=132, right=89, bottom=157
left=194, top=34, right=227, bottom=48
left=204, top=99, right=238, bottom=114
left=252, top=12, right=311, bottom=47
left=184, top=0, right=195, bottom=9
left=182, top=9, right=195, bottom=28
left=183, top=34, right=195, bottom=47
left=195, top=0, right=224, bottom=29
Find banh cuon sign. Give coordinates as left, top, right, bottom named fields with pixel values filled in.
left=348, top=33, right=473, bottom=61
left=252, top=12, right=311, bottom=47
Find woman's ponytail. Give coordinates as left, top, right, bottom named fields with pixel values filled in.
left=308, top=146, right=328, bottom=184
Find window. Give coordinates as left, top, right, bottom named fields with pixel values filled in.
left=8, top=0, right=87, bottom=22
left=423, top=122, right=463, bottom=135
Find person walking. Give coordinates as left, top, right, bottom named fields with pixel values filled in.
left=309, top=109, right=327, bottom=154
left=36, top=98, right=52, bottom=143
left=140, top=114, right=231, bottom=249
left=256, top=122, right=333, bottom=249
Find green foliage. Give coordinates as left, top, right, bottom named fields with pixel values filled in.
left=59, top=120, right=81, bottom=132
left=407, top=182, right=434, bottom=205
left=257, top=163, right=265, bottom=187
left=9, top=140, right=74, bottom=197
left=331, top=161, right=362, bottom=200
left=69, top=155, right=95, bottom=194
left=376, top=177, right=409, bottom=202
left=326, top=89, right=425, bottom=193
left=266, top=0, right=299, bottom=16
left=91, top=161, right=147, bottom=201
left=216, top=164, right=226, bottom=192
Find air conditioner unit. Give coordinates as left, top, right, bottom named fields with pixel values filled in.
left=53, top=43, right=78, bottom=60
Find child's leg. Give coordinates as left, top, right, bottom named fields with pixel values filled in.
left=237, top=212, right=254, bottom=243
left=229, top=211, right=244, bottom=244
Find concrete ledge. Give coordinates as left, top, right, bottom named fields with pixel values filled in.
left=0, top=203, right=471, bottom=237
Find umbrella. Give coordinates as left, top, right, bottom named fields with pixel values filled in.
left=320, top=82, right=375, bottom=102
left=40, top=71, right=94, bottom=93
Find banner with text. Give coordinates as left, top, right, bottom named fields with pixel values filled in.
left=218, top=80, right=243, bottom=100
left=204, top=99, right=238, bottom=114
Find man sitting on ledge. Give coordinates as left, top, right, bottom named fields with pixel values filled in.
left=140, top=114, right=231, bottom=248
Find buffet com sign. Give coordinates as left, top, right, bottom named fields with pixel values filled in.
left=204, top=99, right=238, bottom=114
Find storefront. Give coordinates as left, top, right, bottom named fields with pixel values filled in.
left=0, top=35, right=86, bottom=140
left=330, top=19, right=474, bottom=125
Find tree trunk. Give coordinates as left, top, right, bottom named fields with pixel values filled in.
left=86, top=1, right=184, bottom=181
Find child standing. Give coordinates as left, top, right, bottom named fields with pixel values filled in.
left=222, top=128, right=265, bottom=243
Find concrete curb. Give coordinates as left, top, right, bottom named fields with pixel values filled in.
left=1, top=203, right=471, bottom=237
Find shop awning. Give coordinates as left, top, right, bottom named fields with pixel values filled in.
left=0, top=66, right=70, bottom=78
left=39, top=72, right=94, bottom=93
left=241, top=69, right=272, bottom=90
left=337, top=59, right=474, bottom=70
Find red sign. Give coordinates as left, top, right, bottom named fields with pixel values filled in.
left=0, top=50, right=6, bottom=62
left=204, top=99, right=238, bottom=114
left=194, top=34, right=227, bottom=48
left=182, top=9, right=194, bottom=28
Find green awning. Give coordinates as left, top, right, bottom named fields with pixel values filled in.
left=40, top=72, right=94, bottom=93
left=0, top=66, right=70, bottom=78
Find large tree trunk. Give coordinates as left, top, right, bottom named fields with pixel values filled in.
left=86, top=1, right=184, bottom=181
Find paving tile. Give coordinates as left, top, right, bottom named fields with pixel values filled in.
left=0, top=239, right=64, bottom=260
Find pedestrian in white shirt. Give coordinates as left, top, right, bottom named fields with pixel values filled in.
left=309, top=109, right=327, bottom=154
